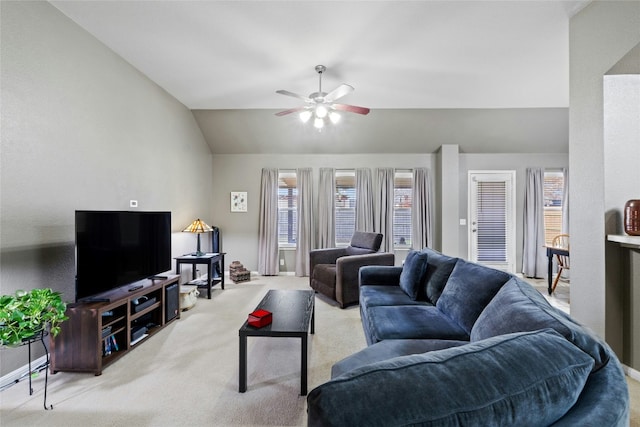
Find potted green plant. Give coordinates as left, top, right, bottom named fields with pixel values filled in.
left=0, top=288, right=68, bottom=347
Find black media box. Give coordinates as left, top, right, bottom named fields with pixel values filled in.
left=131, top=296, right=156, bottom=313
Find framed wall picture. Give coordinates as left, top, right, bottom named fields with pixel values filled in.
left=231, top=191, right=247, bottom=212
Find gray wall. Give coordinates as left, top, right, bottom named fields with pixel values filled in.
left=569, top=0, right=640, bottom=351
left=0, top=2, right=213, bottom=375
left=211, top=154, right=436, bottom=271
left=603, top=73, right=640, bottom=367
left=212, top=151, right=568, bottom=274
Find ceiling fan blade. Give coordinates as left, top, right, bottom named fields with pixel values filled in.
left=333, top=103, right=371, bottom=115
left=324, top=84, right=354, bottom=103
left=276, top=89, right=312, bottom=103
left=275, top=107, right=307, bottom=117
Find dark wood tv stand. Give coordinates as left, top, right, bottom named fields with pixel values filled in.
left=50, top=275, right=180, bottom=375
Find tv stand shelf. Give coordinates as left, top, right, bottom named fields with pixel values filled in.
left=51, top=275, right=180, bottom=376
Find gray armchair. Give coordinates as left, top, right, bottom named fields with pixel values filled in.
left=310, top=232, right=395, bottom=308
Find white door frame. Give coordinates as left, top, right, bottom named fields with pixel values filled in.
left=468, top=170, right=516, bottom=273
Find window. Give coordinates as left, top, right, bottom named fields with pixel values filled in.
left=394, top=171, right=412, bottom=248
left=278, top=171, right=297, bottom=247
left=335, top=170, right=356, bottom=246
left=543, top=171, right=564, bottom=245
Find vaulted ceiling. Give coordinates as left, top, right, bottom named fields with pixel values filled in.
left=49, top=1, right=590, bottom=154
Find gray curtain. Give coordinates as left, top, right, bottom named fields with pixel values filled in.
left=522, top=167, right=546, bottom=278
left=376, top=168, right=395, bottom=252
left=295, top=168, right=314, bottom=276
left=258, top=168, right=279, bottom=275
left=412, top=168, right=433, bottom=249
left=562, top=167, right=570, bottom=234
left=317, top=168, right=335, bottom=248
left=355, top=168, right=374, bottom=232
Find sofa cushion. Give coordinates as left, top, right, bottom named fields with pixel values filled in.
left=436, top=259, right=511, bottom=334
left=472, top=277, right=610, bottom=371
left=331, top=338, right=468, bottom=378
left=364, top=305, right=469, bottom=343
left=360, top=285, right=431, bottom=308
left=307, top=329, right=594, bottom=427
left=418, top=247, right=458, bottom=304
left=398, top=250, right=429, bottom=300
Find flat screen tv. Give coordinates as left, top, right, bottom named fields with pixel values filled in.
left=75, top=210, right=171, bottom=302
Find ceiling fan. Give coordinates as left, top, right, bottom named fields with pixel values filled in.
left=275, top=65, right=370, bottom=129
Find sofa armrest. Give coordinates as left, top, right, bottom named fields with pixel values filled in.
left=359, top=265, right=403, bottom=286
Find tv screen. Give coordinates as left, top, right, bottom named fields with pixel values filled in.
left=75, top=210, right=172, bottom=302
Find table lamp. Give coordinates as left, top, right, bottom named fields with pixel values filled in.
left=182, top=218, right=213, bottom=256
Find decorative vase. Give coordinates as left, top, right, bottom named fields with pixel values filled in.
left=624, top=200, right=640, bottom=236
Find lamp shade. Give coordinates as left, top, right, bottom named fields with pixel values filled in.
left=182, top=219, right=213, bottom=234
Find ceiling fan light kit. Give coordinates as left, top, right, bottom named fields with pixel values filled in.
left=276, top=65, right=370, bottom=130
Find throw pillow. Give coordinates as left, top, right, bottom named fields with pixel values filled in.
left=436, top=259, right=511, bottom=333
left=307, top=330, right=594, bottom=427
left=398, top=250, right=428, bottom=300
left=418, top=247, right=458, bottom=304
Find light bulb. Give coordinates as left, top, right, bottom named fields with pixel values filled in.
left=314, top=117, right=324, bottom=129
left=329, top=111, right=341, bottom=124
left=315, top=104, right=328, bottom=119
left=299, top=110, right=312, bottom=123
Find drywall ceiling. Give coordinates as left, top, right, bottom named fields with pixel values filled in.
left=50, top=1, right=590, bottom=111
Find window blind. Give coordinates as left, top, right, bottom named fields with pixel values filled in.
left=476, top=181, right=507, bottom=263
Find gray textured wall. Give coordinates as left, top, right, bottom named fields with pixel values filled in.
left=1, top=2, right=213, bottom=375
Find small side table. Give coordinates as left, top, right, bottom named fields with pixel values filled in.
left=175, top=253, right=225, bottom=299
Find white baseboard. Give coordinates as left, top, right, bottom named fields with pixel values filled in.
left=623, top=364, right=640, bottom=382
left=0, top=354, right=49, bottom=390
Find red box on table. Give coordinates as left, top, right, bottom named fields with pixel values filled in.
left=248, top=309, right=272, bottom=328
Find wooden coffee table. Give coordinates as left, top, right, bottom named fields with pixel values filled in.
left=238, top=289, right=315, bottom=395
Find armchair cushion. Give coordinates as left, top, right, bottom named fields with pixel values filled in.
left=398, top=250, right=429, bottom=300
left=345, top=246, right=375, bottom=256
left=350, top=231, right=383, bottom=251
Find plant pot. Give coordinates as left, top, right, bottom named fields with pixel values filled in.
left=624, top=200, right=640, bottom=236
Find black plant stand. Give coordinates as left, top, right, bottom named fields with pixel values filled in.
left=21, top=331, right=52, bottom=410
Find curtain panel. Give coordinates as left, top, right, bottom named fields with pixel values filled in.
left=412, top=168, right=433, bottom=249
left=522, top=167, right=546, bottom=278
left=317, top=168, right=335, bottom=249
left=258, top=168, right=279, bottom=275
left=295, top=168, right=314, bottom=276
left=376, top=168, right=395, bottom=252
left=355, top=168, right=374, bottom=232
left=562, top=167, right=569, bottom=235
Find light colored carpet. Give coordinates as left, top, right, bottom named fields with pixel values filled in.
left=0, top=275, right=364, bottom=426
left=1, top=274, right=638, bottom=426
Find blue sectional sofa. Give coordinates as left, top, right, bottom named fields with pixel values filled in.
left=307, top=248, right=629, bottom=426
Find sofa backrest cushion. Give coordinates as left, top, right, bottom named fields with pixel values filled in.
left=471, top=277, right=610, bottom=371
left=435, top=259, right=511, bottom=334
left=349, top=231, right=383, bottom=251
left=398, top=250, right=429, bottom=300
left=418, top=247, right=458, bottom=304
left=307, top=329, right=594, bottom=427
